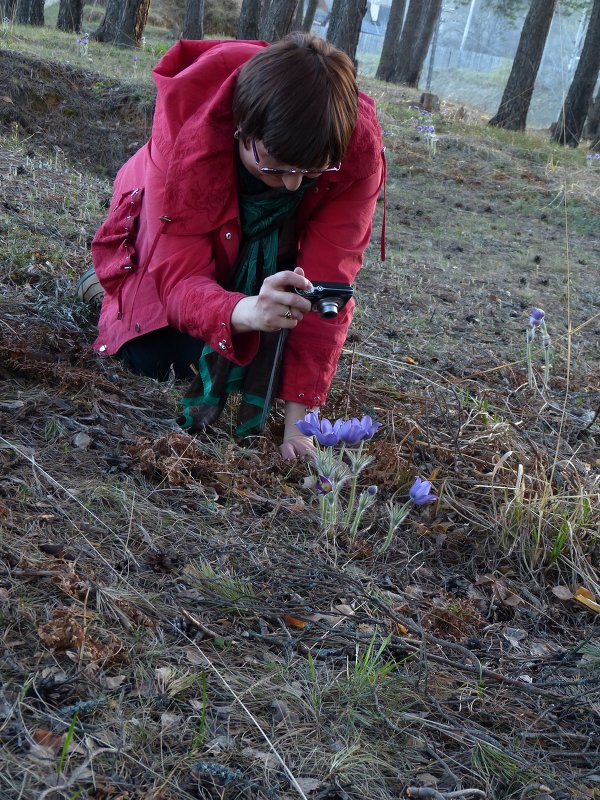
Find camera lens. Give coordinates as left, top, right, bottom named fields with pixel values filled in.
left=317, top=299, right=341, bottom=318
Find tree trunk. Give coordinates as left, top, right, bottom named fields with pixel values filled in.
left=292, top=0, right=303, bottom=30
left=489, top=0, right=557, bottom=131
left=551, top=0, right=600, bottom=146
left=0, top=1, right=17, bottom=19
left=57, top=0, right=83, bottom=32
left=375, top=0, right=407, bottom=81
left=301, top=0, right=317, bottom=32
left=114, top=0, right=150, bottom=46
left=584, top=88, right=600, bottom=145
left=391, top=0, right=441, bottom=87
left=261, top=0, right=298, bottom=42
left=326, top=0, right=368, bottom=64
left=93, top=0, right=123, bottom=42
left=16, top=0, right=44, bottom=24
left=183, top=0, right=204, bottom=39
left=237, top=0, right=261, bottom=39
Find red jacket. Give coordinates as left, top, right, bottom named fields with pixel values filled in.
left=92, top=39, right=384, bottom=408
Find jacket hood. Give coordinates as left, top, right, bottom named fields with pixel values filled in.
left=150, top=40, right=383, bottom=236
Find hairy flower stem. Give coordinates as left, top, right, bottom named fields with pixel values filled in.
left=541, top=320, right=551, bottom=388
left=379, top=501, right=412, bottom=553
left=349, top=487, right=377, bottom=542
left=526, top=327, right=535, bottom=389
left=343, top=441, right=363, bottom=527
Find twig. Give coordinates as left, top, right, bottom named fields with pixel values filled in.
left=177, top=607, right=230, bottom=641
left=406, top=789, right=487, bottom=799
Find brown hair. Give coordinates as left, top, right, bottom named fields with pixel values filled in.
left=232, top=33, right=358, bottom=170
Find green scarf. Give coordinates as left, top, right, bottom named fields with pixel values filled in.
left=178, top=174, right=310, bottom=437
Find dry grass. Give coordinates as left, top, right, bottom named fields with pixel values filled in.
left=0, top=36, right=599, bottom=800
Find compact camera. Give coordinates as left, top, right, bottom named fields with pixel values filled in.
left=292, top=282, right=354, bottom=318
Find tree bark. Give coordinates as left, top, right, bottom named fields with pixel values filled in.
left=375, top=0, right=407, bottom=81
left=584, top=88, right=600, bottom=147
left=114, top=0, right=150, bottom=46
left=0, top=1, right=17, bottom=19
left=261, top=0, right=298, bottom=42
left=551, top=0, right=600, bottom=146
left=237, top=0, right=261, bottom=39
left=489, top=0, right=557, bottom=131
left=183, top=0, right=204, bottom=39
left=390, top=0, right=441, bottom=87
left=301, top=0, right=318, bottom=32
left=292, top=0, right=303, bottom=29
left=16, top=0, right=44, bottom=25
left=93, top=0, right=123, bottom=42
left=326, top=0, right=368, bottom=64
left=57, top=0, right=83, bottom=33
left=94, top=0, right=149, bottom=46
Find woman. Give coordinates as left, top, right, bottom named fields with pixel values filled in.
left=89, top=33, right=384, bottom=459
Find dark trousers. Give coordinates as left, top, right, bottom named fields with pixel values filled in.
left=118, top=326, right=205, bottom=381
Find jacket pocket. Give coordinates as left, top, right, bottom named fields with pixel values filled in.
left=91, top=187, right=145, bottom=295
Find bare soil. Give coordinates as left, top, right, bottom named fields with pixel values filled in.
left=0, top=55, right=599, bottom=800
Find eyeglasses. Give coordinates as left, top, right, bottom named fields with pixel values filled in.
left=234, top=130, right=341, bottom=175
left=251, top=138, right=341, bottom=175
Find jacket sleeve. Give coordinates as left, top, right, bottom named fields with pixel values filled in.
left=278, top=165, right=383, bottom=407
left=148, top=229, right=260, bottom=366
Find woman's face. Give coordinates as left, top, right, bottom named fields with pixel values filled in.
left=238, top=136, right=318, bottom=192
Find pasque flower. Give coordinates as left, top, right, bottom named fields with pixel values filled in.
left=409, top=476, right=437, bottom=505
left=338, top=415, right=381, bottom=445
left=295, top=411, right=345, bottom=446
left=296, top=411, right=381, bottom=447
left=316, top=474, right=334, bottom=495
left=529, top=308, right=545, bottom=327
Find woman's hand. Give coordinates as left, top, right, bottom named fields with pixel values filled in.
left=278, top=401, right=317, bottom=460
left=279, top=433, right=316, bottom=460
left=231, top=267, right=313, bottom=333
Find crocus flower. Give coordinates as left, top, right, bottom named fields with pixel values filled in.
left=529, top=308, right=545, bottom=327
left=409, top=476, right=437, bottom=505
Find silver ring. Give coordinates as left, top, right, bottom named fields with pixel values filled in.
left=284, top=308, right=292, bottom=320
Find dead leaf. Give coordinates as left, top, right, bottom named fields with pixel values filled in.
left=283, top=614, right=308, bottom=629
left=401, top=356, right=418, bottom=365
left=73, top=432, right=92, bottom=449
left=551, top=585, right=574, bottom=601
left=100, top=674, right=127, bottom=690
left=32, top=728, right=65, bottom=756
left=295, top=777, right=323, bottom=793
left=574, top=586, right=600, bottom=613
left=393, top=621, right=409, bottom=636
left=271, top=698, right=300, bottom=725
left=160, top=713, right=181, bottom=732
left=415, top=773, right=438, bottom=787
left=241, top=746, right=279, bottom=769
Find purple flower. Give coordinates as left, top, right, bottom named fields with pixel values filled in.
left=296, top=412, right=381, bottom=447
left=529, top=308, right=545, bottom=327
left=366, top=485, right=378, bottom=496
left=317, top=474, right=334, bottom=495
left=595, top=153, right=600, bottom=160
left=409, top=477, right=437, bottom=506
left=295, top=411, right=344, bottom=446
left=586, top=154, right=593, bottom=161
left=338, top=415, right=381, bottom=445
